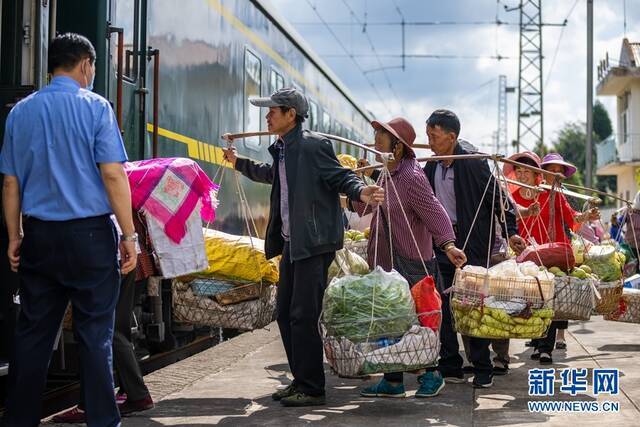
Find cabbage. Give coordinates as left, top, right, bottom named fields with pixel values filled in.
left=328, top=249, right=370, bottom=282
left=322, top=267, right=417, bottom=342
left=584, top=245, right=622, bottom=282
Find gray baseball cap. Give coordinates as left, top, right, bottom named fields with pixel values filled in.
left=249, top=87, right=309, bottom=118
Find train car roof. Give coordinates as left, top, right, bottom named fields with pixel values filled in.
left=251, top=0, right=373, bottom=123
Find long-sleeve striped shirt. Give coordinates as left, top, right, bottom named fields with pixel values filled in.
left=351, top=156, right=456, bottom=271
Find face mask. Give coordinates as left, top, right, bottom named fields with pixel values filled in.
left=83, top=60, right=95, bottom=91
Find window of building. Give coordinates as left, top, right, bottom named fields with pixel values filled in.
left=244, top=49, right=262, bottom=150
left=322, top=111, right=331, bottom=133
left=621, top=91, right=630, bottom=144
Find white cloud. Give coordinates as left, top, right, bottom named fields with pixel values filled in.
left=270, top=0, right=638, bottom=153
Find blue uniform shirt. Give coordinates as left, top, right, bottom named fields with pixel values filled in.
left=0, top=76, right=128, bottom=221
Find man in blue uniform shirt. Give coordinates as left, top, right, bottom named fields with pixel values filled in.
left=0, top=33, right=136, bottom=427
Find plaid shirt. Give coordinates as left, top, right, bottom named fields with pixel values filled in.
left=352, top=157, right=455, bottom=271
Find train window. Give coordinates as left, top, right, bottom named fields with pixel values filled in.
left=269, top=68, right=284, bottom=94
left=309, top=100, right=318, bottom=131
left=322, top=112, right=331, bottom=133
left=244, top=49, right=262, bottom=151
left=113, top=0, right=138, bottom=80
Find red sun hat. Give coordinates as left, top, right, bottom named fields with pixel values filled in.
left=502, top=151, right=542, bottom=179
left=371, top=117, right=416, bottom=153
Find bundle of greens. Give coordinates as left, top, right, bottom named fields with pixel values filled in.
left=327, top=248, right=370, bottom=283
left=584, top=245, right=623, bottom=282
left=322, top=267, right=417, bottom=342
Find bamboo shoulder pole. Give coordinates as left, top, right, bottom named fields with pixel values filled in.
left=561, top=182, right=631, bottom=204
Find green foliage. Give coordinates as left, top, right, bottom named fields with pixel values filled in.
left=593, top=101, right=613, bottom=141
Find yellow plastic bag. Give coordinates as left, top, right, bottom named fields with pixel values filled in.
left=337, top=154, right=358, bottom=170
left=198, top=229, right=279, bottom=284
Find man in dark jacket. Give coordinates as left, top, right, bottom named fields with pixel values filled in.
left=223, top=88, right=384, bottom=407
left=424, top=109, right=526, bottom=388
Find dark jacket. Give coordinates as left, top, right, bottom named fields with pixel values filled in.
left=235, top=124, right=364, bottom=261
left=424, top=142, right=518, bottom=266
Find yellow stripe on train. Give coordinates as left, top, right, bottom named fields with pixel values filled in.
left=145, top=123, right=232, bottom=168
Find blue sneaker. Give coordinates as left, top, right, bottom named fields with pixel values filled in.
left=360, top=378, right=406, bottom=398
left=416, top=371, right=445, bottom=398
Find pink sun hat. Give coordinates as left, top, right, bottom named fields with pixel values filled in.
left=540, top=153, right=577, bottom=178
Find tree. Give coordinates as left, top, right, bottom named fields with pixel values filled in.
left=533, top=140, right=549, bottom=159
left=593, top=100, right=613, bottom=141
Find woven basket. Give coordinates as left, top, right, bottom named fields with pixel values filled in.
left=604, top=290, right=640, bottom=324
left=552, top=277, right=595, bottom=321
left=593, top=280, right=624, bottom=315
left=450, top=269, right=554, bottom=339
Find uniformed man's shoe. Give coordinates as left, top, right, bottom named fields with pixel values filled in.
left=360, top=378, right=406, bottom=398
left=52, top=406, right=85, bottom=423
left=272, top=384, right=297, bottom=401
left=118, top=395, right=154, bottom=416
left=280, top=392, right=326, bottom=407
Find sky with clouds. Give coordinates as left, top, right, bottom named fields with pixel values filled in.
left=268, top=0, right=639, bottom=155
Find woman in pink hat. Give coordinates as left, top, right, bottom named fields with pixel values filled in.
left=350, top=117, right=467, bottom=399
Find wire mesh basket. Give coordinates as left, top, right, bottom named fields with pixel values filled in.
left=321, top=315, right=440, bottom=377
left=604, top=290, right=640, bottom=324
left=593, top=280, right=624, bottom=315
left=552, top=276, right=595, bottom=321
left=451, top=269, right=554, bottom=339
left=172, top=279, right=276, bottom=331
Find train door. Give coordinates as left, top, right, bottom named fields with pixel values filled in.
left=0, top=0, right=49, bottom=380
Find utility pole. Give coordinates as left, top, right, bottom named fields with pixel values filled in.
left=586, top=0, right=594, bottom=188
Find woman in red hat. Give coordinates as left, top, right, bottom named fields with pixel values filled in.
left=350, top=117, right=466, bottom=399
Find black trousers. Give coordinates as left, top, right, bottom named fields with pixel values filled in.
left=436, top=253, right=492, bottom=380
left=78, top=272, right=150, bottom=409
left=383, top=258, right=441, bottom=384
left=531, top=320, right=562, bottom=354
left=4, top=215, right=121, bottom=427
left=277, top=244, right=334, bottom=396
left=0, top=226, right=19, bottom=362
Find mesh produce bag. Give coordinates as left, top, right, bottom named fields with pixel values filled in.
left=320, top=267, right=440, bottom=376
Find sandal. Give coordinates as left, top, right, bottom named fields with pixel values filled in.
left=555, top=340, right=567, bottom=350
left=539, top=352, right=553, bottom=365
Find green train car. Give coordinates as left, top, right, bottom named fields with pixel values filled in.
left=0, top=0, right=374, bottom=403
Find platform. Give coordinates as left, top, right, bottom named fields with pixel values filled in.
left=49, top=317, right=640, bottom=426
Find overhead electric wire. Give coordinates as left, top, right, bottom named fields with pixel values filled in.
left=340, top=0, right=407, bottom=116
left=321, top=53, right=512, bottom=60
left=304, top=0, right=393, bottom=116
left=544, top=0, right=580, bottom=89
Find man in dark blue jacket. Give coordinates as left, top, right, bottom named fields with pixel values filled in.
left=424, top=109, right=526, bottom=388
left=223, top=88, right=384, bottom=406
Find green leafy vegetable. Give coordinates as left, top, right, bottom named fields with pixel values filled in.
left=322, top=267, right=417, bottom=342
left=584, top=245, right=622, bottom=282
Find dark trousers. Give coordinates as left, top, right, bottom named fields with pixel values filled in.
left=113, top=272, right=149, bottom=401
left=383, top=259, right=441, bottom=384
left=532, top=320, right=562, bottom=354
left=78, top=272, right=150, bottom=410
left=277, top=244, right=334, bottom=396
left=462, top=336, right=510, bottom=368
left=0, top=226, right=19, bottom=362
left=4, top=216, right=121, bottom=427
left=436, top=254, right=493, bottom=379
